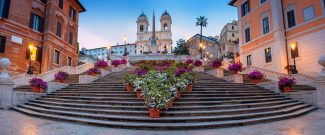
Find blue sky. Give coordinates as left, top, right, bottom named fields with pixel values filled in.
left=78, top=0, right=237, bottom=49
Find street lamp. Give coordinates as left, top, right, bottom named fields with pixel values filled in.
left=290, top=42, right=298, bottom=74
left=123, top=35, right=128, bottom=44
left=199, top=42, right=203, bottom=59
left=106, top=43, right=111, bottom=61
left=27, top=45, right=34, bottom=75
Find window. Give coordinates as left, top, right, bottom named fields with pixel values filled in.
left=246, top=55, right=252, bottom=66
left=264, top=48, right=272, bottom=63
left=260, top=0, right=267, bottom=4
left=232, top=33, right=235, bottom=37
left=232, top=26, right=234, bottom=30
left=69, top=6, right=76, bottom=21
left=140, top=25, right=144, bottom=32
left=262, top=17, right=270, bottom=34
left=241, top=0, right=250, bottom=16
left=287, top=10, right=296, bottom=28
left=303, top=6, right=315, bottom=21
left=0, top=0, right=10, bottom=18
left=244, top=27, right=251, bottom=43
left=164, top=23, right=168, bottom=30
left=54, top=50, right=60, bottom=64
left=56, top=21, right=62, bottom=37
left=58, top=0, right=63, bottom=9
left=69, top=31, right=73, bottom=45
left=67, top=57, right=72, bottom=66
left=29, top=13, right=44, bottom=32
left=0, top=35, right=6, bottom=53
left=40, top=0, right=47, bottom=3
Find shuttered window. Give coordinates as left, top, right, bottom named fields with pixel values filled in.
left=0, top=35, right=6, bottom=53
left=265, top=48, right=272, bottom=63
left=29, top=13, right=44, bottom=32
left=287, top=10, right=296, bottom=28
left=54, top=50, right=60, bottom=64
left=0, top=0, right=10, bottom=18
left=67, top=57, right=72, bottom=66
left=58, top=0, right=63, bottom=9
left=244, top=27, right=251, bottom=43
left=241, top=0, right=250, bottom=16
left=69, top=6, right=76, bottom=21
left=69, top=31, right=73, bottom=45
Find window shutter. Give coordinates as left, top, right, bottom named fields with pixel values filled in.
left=40, top=17, right=45, bottom=33
left=247, top=0, right=250, bottom=12
left=29, top=13, right=34, bottom=29
left=25, top=48, right=30, bottom=60
left=37, top=47, right=42, bottom=62
left=2, top=0, right=11, bottom=18
left=0, top=36, right=6, bottom=53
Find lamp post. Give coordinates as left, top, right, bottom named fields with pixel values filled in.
left=199, top=42, right=203, bottom=59
left=290, top=42, right=298, bottom=74
left=27, top=45, right=34, bottom=75
left=123, top=35, right=128, bottom=45
left=106, top=43, right=111, bottom=61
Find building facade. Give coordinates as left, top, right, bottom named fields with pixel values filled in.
left=136, top=11, right=173, bottom=54
left=0, top=0, right=85, bottom=76
left=111, top=43, right=136, bottom=56
left=219, top=20, right=239, bottom=59
left=229, top=0, right=325, bottom=77
left=82, top=47, right=108, bottom=60
left=187, top=34, right=220, bottom=59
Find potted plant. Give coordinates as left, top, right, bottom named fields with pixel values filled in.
left=29, top=78, right=47, bottom=93
left=193, top=60, right=203, bottom=67
left=211, top=60, right=222, bottom=68
left=185, top=59, right=194, bottom=65
left=122, top=73, right=137, bottom=92
left=143, top=84, right=169, bottom=118
left=54, top=71, right=69, bottom=83
left=86, top=68, right=101, bottom=76
left=95, top=60, right=108, bottom=69
left=228, top=62, right=243, bottom=74
left=278, top=76, right=296, bottom=93
left=111, top=60, right=121, bottom=67
left=181, top=72, right=196, bottom=92
left=120, top=59, right=127, bottom=65
left=248, top=70, right=265, bottom=84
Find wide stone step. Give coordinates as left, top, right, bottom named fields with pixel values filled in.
left=22, top=101, right=304, bottom=117
left=12, top=104, right=312, bottom=123
left=11, top=106, right=316, bottom=130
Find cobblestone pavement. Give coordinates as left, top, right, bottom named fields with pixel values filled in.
left=1, top=102, right=325, bottom=135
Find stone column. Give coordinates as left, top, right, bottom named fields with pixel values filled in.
left=0, top=58, right=14, bottom=110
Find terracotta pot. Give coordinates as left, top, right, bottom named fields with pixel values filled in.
left=176, top=91, right=181, bottom=99
left=126, top=84, right=133, bottom=92
left=250, top=79, right=262, bottom=84
left=149, top=108, right=160, bottom=118
left=232, top=71, right=238, bottom=74
left=187, top=84, right=193, bottom=92
left=34, top=87, right=41, bottom=93
left=282, top=86, right=291, bottom=93
left=59, top=79, right=65, bottom=83
left=168, top=100, right=174, bottom=108
left=90, top=73, right=97, bottom=76
left=136, top=90, right=142, bottom=98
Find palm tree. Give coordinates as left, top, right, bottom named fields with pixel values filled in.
left=196, top=16, right=208, bottom=58
left=196, top=16, right=208, bottom=43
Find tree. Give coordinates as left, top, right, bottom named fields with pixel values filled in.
left=196, top=16, right=208, bottom=43
left=173, top=39, right=189, bottom=55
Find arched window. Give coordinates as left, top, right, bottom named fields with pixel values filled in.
left=140, top=25, right=144, bottom=32
left=164, top=23, right=168, bottom=30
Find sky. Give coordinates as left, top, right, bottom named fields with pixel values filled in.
left=78, top=0, right=237, bottom=49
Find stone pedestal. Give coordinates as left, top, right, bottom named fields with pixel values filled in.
left=193, top=67, right=204, bottom=72
left=0, top=81, right=14, bottom=109
left=233, top=74, right=243, bottom=83
left=215, top=68, right=224, bottom=78
left=315, top=55, right=325, bottom=105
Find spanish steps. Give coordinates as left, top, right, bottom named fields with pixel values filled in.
left=12, top=70, right=317, bottom=130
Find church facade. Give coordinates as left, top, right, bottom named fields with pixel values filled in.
left=135, top=11, right=173, bottom=54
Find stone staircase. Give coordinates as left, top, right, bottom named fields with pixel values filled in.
left=11, top=72, right=317, bottom=130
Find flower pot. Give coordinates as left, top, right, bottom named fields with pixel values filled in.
left=126, top=84, right=132, bottom=92
left=90, top=73, right=97, bottom=76
left=136, top=90, right=142, bottom=98
left=149, top=108, right=160, bottom=118
left=232, top=71, right=238, bottom=74
left=187, top=84, right=193, bottom=92
left=176, top=91, right=181, bottom=99
left=168, top=100, right=174, bottom=108
left=59, top=79, right=65, bottom=83
left=282, top=86, right=291, bottom=93
left=250, top=79, right=262, bottom=84
left=34, top=87, right=41, bottom=93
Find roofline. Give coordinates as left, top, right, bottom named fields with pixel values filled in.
left=76, top=0, right=86, bottom=12
left=228, top=0, right=237, bottom=6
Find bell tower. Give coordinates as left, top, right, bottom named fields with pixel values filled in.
left=160, top=10, right=172, bottom=31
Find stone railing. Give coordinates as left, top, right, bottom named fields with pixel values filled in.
left=111, top=54, right=201, bottom=62
left=11, top=63, right=94, bottom=87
